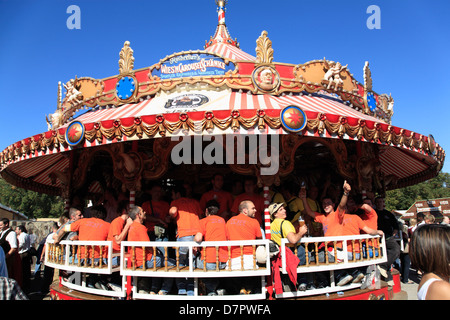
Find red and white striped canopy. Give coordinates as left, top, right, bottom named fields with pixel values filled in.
left=72, top=90, right=381, bottom=124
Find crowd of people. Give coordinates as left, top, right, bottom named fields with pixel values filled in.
left=0, top=218, right=36, bottom=299
left=0, top=172, right=448, bottom=300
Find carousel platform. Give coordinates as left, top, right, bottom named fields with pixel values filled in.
left=47, top=280, right=394, bottom=300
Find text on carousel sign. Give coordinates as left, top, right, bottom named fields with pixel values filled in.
left=152, top=53, right=235, bottom=79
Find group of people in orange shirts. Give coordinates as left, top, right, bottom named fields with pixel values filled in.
left=53, top=173, right=388, bottom=295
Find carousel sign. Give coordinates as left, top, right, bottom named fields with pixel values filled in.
left=152, top=53, right=235, bottom=79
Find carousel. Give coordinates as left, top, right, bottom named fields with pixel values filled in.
left=0, top=1, right=445, bottom=300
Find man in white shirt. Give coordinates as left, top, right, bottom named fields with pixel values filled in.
left=16, top=225, right=32, bottom=291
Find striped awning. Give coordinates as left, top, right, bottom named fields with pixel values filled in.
left=0, top=89, right=443, bottom=195
left=204, top=42, right=255, bottom=61
left=379, top=146, right=430, bottom=180
left=71, top=90, right=382, bottom=124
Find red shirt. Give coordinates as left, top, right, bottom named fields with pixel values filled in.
left=107, top=216, right=126, bottom=253
left=231, top=193, right=265, bottom=226
left=199, top=215, right=228, bottom=263
left=142, top=200, right=169, bottom=232
left=170, top=197, right=202, bottom=238
left=200, top=190, right=234, bottom=216
left=226, top=213, right=262, bottom=259
left=127, top=221, right=153, bottom=267
left=69, top=218, right=110, bottom=258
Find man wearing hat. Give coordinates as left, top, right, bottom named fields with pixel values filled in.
left=269, top=202, right=308, bottom=248
left=269, top=202, right=314, bottom=290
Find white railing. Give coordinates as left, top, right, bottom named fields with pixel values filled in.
left=45, top=239, right=271, bottom=300
left=277, top=234, right=387, bottom=298
left=45, top=240, right=120, bottom=273
left=45, top=235, right=388, bottom=300
left=120, top=239, right=271, bottom=300
left=44, top=240, right=125, bottom=298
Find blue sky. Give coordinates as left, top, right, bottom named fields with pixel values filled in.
left=0, top=0, right=449, bottom=173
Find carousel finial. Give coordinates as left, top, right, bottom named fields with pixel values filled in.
left=57, top=81, right=62, bottom=111
left=363, top=61, right=373, bottom=92
left=216, top=0, right=227, bottom=25
left=256, top=31, right=274, bottom=64
left=119, top=41, right=135, bottom=75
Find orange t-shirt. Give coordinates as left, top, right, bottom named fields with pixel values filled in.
left=69, top=218, right=110, bottom=258
left=170, top=197, right=202, bottom=238
left=107, top=216, right=126, bottom=253
left=127, top=221, right=153, bottom=267
left=231, top=193, right=266, bottom=226
left=340, top=214, right=368, bottom=252
left=142, top=200, right=169, bottom=232
left=226, top=213, right=262, bottom=259
left=314, top=208, right=344, bottom=237
left=359, top=207, right=378, bottom=230
left=199, top=215, right=228, bottom=263
left=200, top=190, right=234, bottom=216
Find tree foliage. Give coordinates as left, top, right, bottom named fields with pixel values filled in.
left=0, top=178, right=65, bottom=219
left=385, top=172, right=450, bottom=211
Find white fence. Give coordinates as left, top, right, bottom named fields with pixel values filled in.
left=276, top=234, right=387, bottom=298
left=45, top=235, right=387, bottom=300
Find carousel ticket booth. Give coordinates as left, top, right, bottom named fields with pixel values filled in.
left=0, top=1, right=445, bottom=300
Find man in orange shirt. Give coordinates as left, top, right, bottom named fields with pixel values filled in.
left=196, top=199, right=228, bottom=295
left=127, top=205, right=174, bottom=295
left=55, top=205, right=110, bottom=265
left=301, top=181, right=383, bottom=286
left=199, top=173, right=234, bottom=221
left=107, top=200, right=132, bottom=267
left=226, top=200, right=262, bottom=294
left=231, top=177, right=265, bottom=226
left=347, top=194, right=379, bottom=259
left=169, top=185, right=203, bottom=295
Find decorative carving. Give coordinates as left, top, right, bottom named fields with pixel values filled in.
left=252, top=65, right=280, bottom=93
left=378, top=93, right=394, bottom=117
left=119, top=41, right=135, bottom=75
left=63, top=78, right=83, bottom=108
left=114, top=151, right=143, bottom=192
left=255, top=31, right=274, bottom=65
left=356, top=143, right=382, bottom=193
left=142, top=138, right=178, bottom=180
left=322, top=58, right=347, bottom=90
left=363, top=61, right=372, bottom=92
left=46, top=82, right=64, bottom=130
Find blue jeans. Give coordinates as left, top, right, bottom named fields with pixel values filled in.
left=143, top=254, right=175, bottom=293
left=196, top=257, right=227, bottom=294
left=155, top=237, right=168, bottom=256
left=362, top=245, right=380, bottom=259
left=175, top=235, right=195, bottom=295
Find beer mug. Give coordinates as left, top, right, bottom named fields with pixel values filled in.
left=298, top=216, right=305, bottom=228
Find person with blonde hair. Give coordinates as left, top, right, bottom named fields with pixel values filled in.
left=409, top=224, right=450, bottom=300
left=424, top=214, right=436, bottom=224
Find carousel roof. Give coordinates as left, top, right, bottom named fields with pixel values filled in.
left=0, top=0, right=445, bottom=196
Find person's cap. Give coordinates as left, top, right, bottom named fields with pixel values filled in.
left=268, top=202, right=285, bottom=217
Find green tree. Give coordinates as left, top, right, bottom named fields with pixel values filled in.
left=385, top=172, right=450, bottom=210
left=0, top=178, right=65, bottom=219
